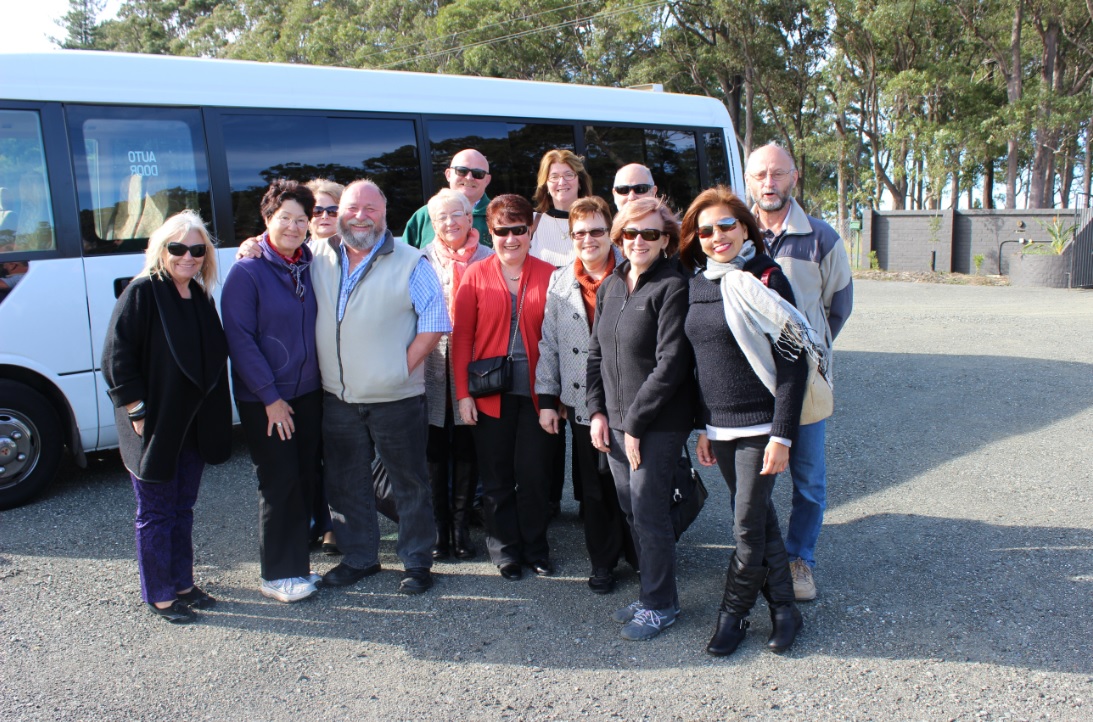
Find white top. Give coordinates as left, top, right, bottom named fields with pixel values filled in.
left=530, top=213, right=574, bottom=269
left=706, top=423, right=792, bottom=448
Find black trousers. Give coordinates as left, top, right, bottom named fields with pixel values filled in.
left=709, top=436, right=784, bottom=567
left=473, top=394, right=553, bottom=565
left=568, top=408, right=635, bottom=570
left=238, top=390, right=323, bottom=580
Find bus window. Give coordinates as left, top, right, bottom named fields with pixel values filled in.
left=426, top=120, right=576, bottom=201
left=584, top=125, right=701, bottom=211
left=0, top=110, right=56, bottom=256
left=703, top=131, right=731, bottom=188
left=68, top=108, right=210, bottom=255
left=220, top=114, right=422, bottom=241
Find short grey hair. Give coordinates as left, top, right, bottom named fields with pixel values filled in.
left=427, top=188, right=473, bottom=220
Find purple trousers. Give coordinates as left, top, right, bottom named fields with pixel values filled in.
left=131, top=447, right=205, bottom=604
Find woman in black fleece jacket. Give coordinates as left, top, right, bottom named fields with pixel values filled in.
left=587, top=197, right=694, bottom=642
left=680, top=187, right=808, bottom=657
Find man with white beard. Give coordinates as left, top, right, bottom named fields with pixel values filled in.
left=310, top=179, right=451, bottom=596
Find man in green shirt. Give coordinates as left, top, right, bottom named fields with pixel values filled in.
left=403, top=149, right=492, bottom=248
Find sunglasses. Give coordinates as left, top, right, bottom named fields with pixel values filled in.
left=696, top=217, right=739, bottom=238
left=166, top=241, right=207, bottom=258
left=571, top=227, right=609, bottom=240
left=312, top=205, right=339, bottom=218
left=492, top=225, right=528, bottom=237
left=621, top=228, right=665, bottom=241
left=613, top=184, right=652, bottom=196
left=450, top=166, right=488, bottom=180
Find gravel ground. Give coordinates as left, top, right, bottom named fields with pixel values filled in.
left=2, top=280, right=1092, bottom=721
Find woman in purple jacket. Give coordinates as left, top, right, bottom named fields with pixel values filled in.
left=222, top=180, right=322, bottom=604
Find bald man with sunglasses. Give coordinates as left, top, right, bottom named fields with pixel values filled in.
left=611, top=164, right=658, bottom=211
left=404, top=149, right=492, bottom=249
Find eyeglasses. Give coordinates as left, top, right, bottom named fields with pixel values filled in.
left=571, top=227, right=608, bottom=240
left=621, top=228, right=665, bottom=241
left=312, top=205, right=339, bottom=218
left=747, top=169, right=795, bottom=182
left=166, top=242, right=207, bottom=258
left=548, top=171, right=577, bottom=184
left=613, top=184, right=652, bottom=196
left=450, top=166, right=488, bottom=180
left=432, top=211, right=466, bottom=224
left=492, top=225, right=528, bottom=237
left=275, top=214, right=310, bottom=228
left=696, top=217, right=739, bottom=238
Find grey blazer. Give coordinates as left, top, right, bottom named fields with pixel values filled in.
left=423, top=240, right=494, bottom=427
left=535, top=249, right=622, bottom=426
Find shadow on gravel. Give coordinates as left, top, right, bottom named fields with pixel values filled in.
left=824, top=351, right=1093, bottom=510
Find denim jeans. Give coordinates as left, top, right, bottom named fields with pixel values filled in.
left=784, top=419, right=827, bottom=568
left=606, top=428, right=687, bottom=611
left=322, top=393, right=435, bottom=571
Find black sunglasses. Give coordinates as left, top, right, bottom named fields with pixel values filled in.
left=166, top=241, right=208, bottom=258
left=621, top=228, right=665, bottom=241
left=450, top=166, right=489, bottom=180
left=613, top=184, right=652, bottom=196
left=492, top=225, right=528, bottom=237
left=312, top=205, right=339, bottom=218
left=696, top=217, right=739, bottom=238
left=571, top=227, right=609, bottom=239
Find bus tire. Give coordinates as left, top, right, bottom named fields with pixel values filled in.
left=0, top=381, right=64, bottom=510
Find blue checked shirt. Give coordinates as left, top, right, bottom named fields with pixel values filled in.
left=336, top=242, right=451, bottom=333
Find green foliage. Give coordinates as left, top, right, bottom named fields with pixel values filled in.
left=973, top=253, right=985, bottom=274
left=1036, top=215, right=1077, bottom=255
left=869, top=250, right=880, bottom=270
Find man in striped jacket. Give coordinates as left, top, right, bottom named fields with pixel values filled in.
left=745, top=143, right=854, bottom=603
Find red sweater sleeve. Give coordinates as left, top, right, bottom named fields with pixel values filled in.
left=451, top=263, right=484, bottom=401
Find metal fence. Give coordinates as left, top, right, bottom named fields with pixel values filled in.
left=1071, top=206, right=1093, bottom=288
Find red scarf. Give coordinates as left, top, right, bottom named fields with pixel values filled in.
left=432, top=230, right=481, bottom=319
left=573, top=253, right=615, bottom=329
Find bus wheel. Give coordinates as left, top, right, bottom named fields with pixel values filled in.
left=0, top=381, right=64, bottom=510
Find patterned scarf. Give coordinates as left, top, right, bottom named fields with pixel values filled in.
left=262, top=233, right=310, bottom=300
left=431, top=230, right=481, bottom=319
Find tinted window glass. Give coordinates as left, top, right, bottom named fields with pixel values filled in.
left=427, top=120, right=575, bottom=201
left=221, top=114, right=421, bottom=241
left=0, top=110, right=55, bottom=256
left=704, top=130, right=730, bottom=189
left=585, top=125, right=701, bottom=211
left=68, top=107, right=210, bottom=255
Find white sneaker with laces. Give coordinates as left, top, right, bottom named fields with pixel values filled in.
left=620, top=606, right=679, bottom=641
left=260, top=576, right=317, bottom=603
left=790, top=559, right=817, bottom=601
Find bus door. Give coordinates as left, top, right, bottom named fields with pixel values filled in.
left=64, top=106, right=213, bottom=450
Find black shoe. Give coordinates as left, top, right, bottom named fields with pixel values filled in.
left=322, top=542, right=342, bottom=556
left=432, top=543, right=452, bottom=562
left=706, top=611, right=749, bottom=656
left=398, top=568, right=434, bottom=595
left=148, top=600, right=196, bottom=624
left=767, top=604, right=803, bottom=652
left=453, top=527, right=477, bottom=560
left=588, top=568, right=615, bottom=594
left=322, top=562, right=381, bottom=587
left=177, top=585, right=216, bottom=610
left=531, top=559, right=555, bottom=577
left=499, top=563, right=523, bottom=580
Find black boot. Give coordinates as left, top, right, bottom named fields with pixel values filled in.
left=428, top=462, right=452, bottom=561
left=451, top=461, right=477, bottom=559
left=761, top=540, right=803, bottom=653
left=707, top=554, right=768, bottom=656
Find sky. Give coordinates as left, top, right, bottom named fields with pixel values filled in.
left=0, top=0, right=121, bottom=53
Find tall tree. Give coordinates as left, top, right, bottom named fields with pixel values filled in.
left=56, top=0, right=105, bottom=49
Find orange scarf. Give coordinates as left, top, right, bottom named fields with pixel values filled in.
left=432, top=230, right=481, bottom=320
left=573, top=253, right=615, bottom=329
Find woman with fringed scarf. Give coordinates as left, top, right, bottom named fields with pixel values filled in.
left=680, top=186, right=814, bottom=657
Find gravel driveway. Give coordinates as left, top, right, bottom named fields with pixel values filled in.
left=2, top=280, right=1091, bottom=721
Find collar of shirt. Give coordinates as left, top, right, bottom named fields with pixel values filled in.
left=337, top=241, right=383, bottom=322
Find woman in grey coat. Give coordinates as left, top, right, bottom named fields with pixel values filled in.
left=536, top=196, right=635, bottom=594
left=423, top=189, right=493, bottom=560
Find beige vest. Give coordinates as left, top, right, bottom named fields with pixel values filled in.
left=312, top=234, right=425, bottom=403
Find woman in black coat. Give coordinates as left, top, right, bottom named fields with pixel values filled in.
left=102, top=210, right=232, bottom=624
left=680, top=187, right=809, bottom=656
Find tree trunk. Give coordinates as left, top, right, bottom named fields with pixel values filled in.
left=1005, top=2, right=1024, bottom=209
left=1085, top=116, right=1093, bottom=207
left=951, top=169, right=960, bottom=210
left=1028, top=18, right=1059, bottom=209
left=743, top=66, right=755, bottom=160
left=984, top=159, right=995, bottom=209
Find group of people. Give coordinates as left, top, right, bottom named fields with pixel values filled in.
left=101, top=142, right=852, bottom=657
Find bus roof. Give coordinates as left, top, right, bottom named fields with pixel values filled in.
left=0, top=51, right=732, bottom=129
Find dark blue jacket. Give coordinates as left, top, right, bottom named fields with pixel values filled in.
left=221, top=238, right=321, bottom=405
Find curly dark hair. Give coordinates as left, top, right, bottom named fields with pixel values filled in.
left=260, top=179, right=316, bottom=221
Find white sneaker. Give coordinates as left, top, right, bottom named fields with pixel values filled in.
left=790, top=560, right=817, bottom=601
left=260, top=576, right=317, bottom=603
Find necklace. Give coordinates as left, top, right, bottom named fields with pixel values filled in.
left=507, top=274, right=520, bottom=281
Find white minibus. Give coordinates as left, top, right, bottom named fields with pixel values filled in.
left=0, top=50, right=742, bottom=508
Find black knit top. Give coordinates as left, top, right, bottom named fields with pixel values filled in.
left=684, top=254, right=808, bottom=442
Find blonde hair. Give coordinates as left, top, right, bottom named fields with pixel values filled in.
left=138, top=210, right=218, bottom=295
left=610, top=197, right=681, bottom=257
left=306, top=178, right=344, bottom=203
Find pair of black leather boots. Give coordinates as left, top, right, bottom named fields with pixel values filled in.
left=707, top=544, right=804, bottom=656
left=430, top=461, right=477, bottom=561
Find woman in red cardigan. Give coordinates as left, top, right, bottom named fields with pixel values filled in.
left=452, top=194, right=556, bottom=581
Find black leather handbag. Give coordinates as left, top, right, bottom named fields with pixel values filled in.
left=467, top=285, right=525, bottom=398
left=670, top=448, right=708, bottom=540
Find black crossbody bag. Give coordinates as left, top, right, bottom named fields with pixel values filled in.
left=467, top=285, right=525, bottom=398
